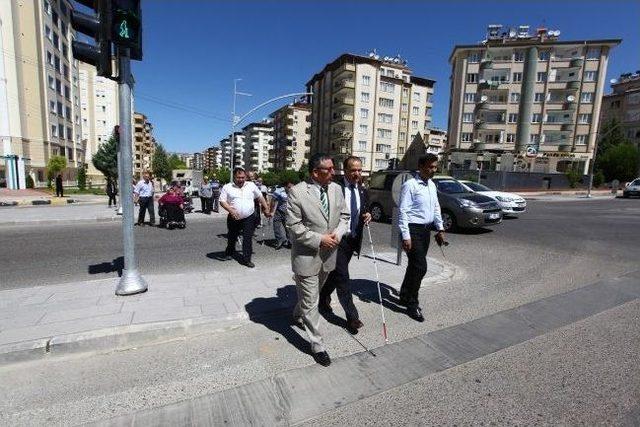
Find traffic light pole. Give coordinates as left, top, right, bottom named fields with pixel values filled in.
left=115, top=47, right=147, bottom=295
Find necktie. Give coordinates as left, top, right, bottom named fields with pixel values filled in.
left=350, top=184, right=358, bottom=237
left=320, top=186, right=329, bottom=218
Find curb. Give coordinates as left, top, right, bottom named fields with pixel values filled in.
left=0, top=213, right=225, bottom=227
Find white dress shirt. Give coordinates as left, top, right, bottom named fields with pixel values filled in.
left=220, top=181, right=262, bottom=220
left=398, top=175, right=444, bottom=240
left=134, top=180, right=154, bottom=197
left=343, top=177, right=361, bottom=212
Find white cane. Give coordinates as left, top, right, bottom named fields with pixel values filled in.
left=366, top=224, right=389, bottom=344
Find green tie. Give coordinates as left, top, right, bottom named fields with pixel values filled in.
left=320, top=186, right=329, bottom=217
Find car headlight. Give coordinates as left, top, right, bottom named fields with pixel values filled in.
left=458, top=199, right=477, bottom=208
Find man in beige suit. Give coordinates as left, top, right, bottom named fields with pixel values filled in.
left=286, top=153, right=350, bottom=366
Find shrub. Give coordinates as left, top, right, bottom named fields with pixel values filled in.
left=565, top=168, right=582, bottom=188
left=26, top=175, right=35, bottom=189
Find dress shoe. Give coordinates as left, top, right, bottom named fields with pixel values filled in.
left=346, top=318, right=364, bottom=335
left=273, top=242, right=284, bottom=250
left=407, top=306, right=425, bottom=322
left=292, top=317, right=304, bottom=329
left=312, top=351, right=331, bottom=367
left=242, top=260, right=255, bottom=268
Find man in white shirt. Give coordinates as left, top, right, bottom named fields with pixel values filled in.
left=219, top=167, right=271, bottom=268
left=134, top=172, right=155, bottom=226
left=398, top=153, right=446, bottom=322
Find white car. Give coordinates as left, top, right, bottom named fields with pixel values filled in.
left=623, top=178, right=640, bottom=198
left=460, top=180, right=527, bottom=216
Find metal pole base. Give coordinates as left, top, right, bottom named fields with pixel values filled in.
left=116, top=269, right=148, bottom=296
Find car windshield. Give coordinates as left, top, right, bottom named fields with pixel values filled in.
left=631, top=179, right=640, bottom=186
left=464, top=182, right=492, bottom=192
left=434, top=179, right=469, bottom=194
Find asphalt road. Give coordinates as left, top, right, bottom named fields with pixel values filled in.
left=1, top=198, right=639, bottom=425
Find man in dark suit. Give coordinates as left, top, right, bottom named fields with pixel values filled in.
left=319, top=156, right=371, bottom=335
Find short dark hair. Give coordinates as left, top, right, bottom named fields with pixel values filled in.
left=418, top=154, right=438, bottom=167
left=343, top=156, right=362, bottom=171
left=233, top=166, right=246, bottom=176
left=308, top=153, right=333, bottom=173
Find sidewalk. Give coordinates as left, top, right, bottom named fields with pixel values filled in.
left=0, top=252, right=457, bottom=364
left=0, top=189, right=105, bottom=206
left=514, top=189, right=614, bottom=199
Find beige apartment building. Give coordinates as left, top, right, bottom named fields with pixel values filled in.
left=600, top=72, right=640, bottom=148
left=269, top=103, right=310, bottom=171
left=1, top=0, right=84, bottom=187
left=306, top=53, right=435, bottom=174
left=220, top=132, right=245, bottom=170
left=447, top=25, right=620, bottom=174
left=133, top=112, right=156, bottom=178
left=242, top=121, right=273, bottom=173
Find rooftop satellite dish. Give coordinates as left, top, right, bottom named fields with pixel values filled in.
left=374, top=55, right=379, bottom=60
left=369, top=52, right=375, bottom=58
left=610, top=79, right=617, bottom=84
left=509, top=29, right=517, bottom=38
left=566, top=95, right=575, bottom=102
left=555, top=30, right=561, bottom=37
left=480, top=95, right=488, bottom=102
left=383, top=56, right=390, bottom=61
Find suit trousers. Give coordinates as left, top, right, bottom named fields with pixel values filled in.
left=226, top=215, right=255, bottom=262
left=399, top=224, right=430, bottom=308
left=137, top=196, right=155, bottom=225
left=293, top=269, right=330, bottom=354
left=320, top=235, right=360, bottom=321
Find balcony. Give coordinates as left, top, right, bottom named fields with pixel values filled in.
left=331, top=129, right=352, bottom=139
left=334, top=63, right=356, bottom=78
left=570, top=58, right=584, bottom=68
left=568, top=80, right=581, bottom=90
left=333, top=96, right=355, bottom=106
left=478, top=79, right=501, bottom=90
left=332, top=112, right=354, bottom=123
left=472, top=141, right=487, bottom=151
left=333, top=79, right=355, bottom=92
left=479, top=58, right=493, bottom=70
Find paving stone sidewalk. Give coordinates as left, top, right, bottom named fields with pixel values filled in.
left=0, top=251, right=456, bottom=364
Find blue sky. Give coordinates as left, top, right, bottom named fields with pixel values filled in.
left=132, top=0, right=640, bottom=153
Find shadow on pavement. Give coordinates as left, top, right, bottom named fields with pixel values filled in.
left=245, top=285, right=311, bottom=356
left=350, top=279, right=407, bottom=315
left=88, top=256, right=124, bottom=276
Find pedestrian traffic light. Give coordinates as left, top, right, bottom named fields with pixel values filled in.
left=71, top=0, right=113, bottom=78
left=112, top=0, right=142, bottom=60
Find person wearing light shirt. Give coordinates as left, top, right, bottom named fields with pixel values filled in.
left=134, top=172, right=155, bottom=226
left=397, top=154, right=446, bottom=322
left=219, top=167, right=271, bottom=268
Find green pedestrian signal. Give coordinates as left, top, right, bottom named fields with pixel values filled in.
left=118, top=19, right=130, bottom=39
left=111, top=0, right=142, bottom=59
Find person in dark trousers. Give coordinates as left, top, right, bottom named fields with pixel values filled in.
left=319, top=156, right=371, bottom=335
left=269, top=180, right=295, bottom=249
left=106, top=177, right=117, bottom=207
left=211, top=178, right=221, bottom=212
left=398, top=154, right=446, bottom=322
left=55, top=173, right=64, bottom=197
left=134, top=172, right=155, bottom=226
left=219, top=167, right=271, bottom=268
left=199, top=177, right=213, bottom=214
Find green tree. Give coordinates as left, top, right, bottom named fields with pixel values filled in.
left=168, top=154, right=187, bottom=171
left=215, top=167, right=231, bottom=184
left=279, top=169, right=300, bottom=185
left=260, top=171, right=279, bottom=187
left=151, top=144, right=172, bottom=183
left=596, top=118, right=629, bottom=158
left=77, top=165, right=87, bottom=190
left=598, top=143, right=640, bottom=182
left=297, top=163, right=309, bottom=182
left=565, top=168, right=582, bottom=188
left=46, top=155, right=67, bottom=185
left=26, top=174, right=35, bottom=189
left=92, top=135, right=118, bottom=181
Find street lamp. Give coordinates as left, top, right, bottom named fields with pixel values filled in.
left=230, top=79, right=252, bottom=173
left=586, top=120, right=621, bottom=198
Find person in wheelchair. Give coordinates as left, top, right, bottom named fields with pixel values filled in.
left=158, top=183, right=186, bottom=229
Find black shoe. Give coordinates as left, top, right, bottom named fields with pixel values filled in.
left=312, top=351, right=331, bottom=367
left=242, top=260, right=255, bottom=268
left=407, top=306, right=425, bottom=322
left=346, top=318, right=363, bottom=335
left=274, top=242, right=284, bottom=250
left=292, top=317, right=304, bottom=329
left=318, top=302, right=332, bottom=315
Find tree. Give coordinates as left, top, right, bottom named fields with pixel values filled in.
left=92, top=135, right=118, bottom=181
left=297, top=163, right=309, bottom=182
left=279, top=169, right=300, bottom=185
left=77, top=165, right=87, bottom=190
left=46, top=155, right=67, bottom=185
left=598, top=143, right=640, bottom=182
left=151, top=144, right=172, bottom=184
left=215, top=167, right=231, bottom=184
left=596, top=118, right=629, bottom=158
left=168, top=154, right=187, bottom=171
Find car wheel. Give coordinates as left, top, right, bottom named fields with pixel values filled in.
left=441, top=210, right=457, bottom=231
left=370, top=203, right=385, bottom=222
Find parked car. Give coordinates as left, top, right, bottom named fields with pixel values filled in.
left=459, top=180, right=527, bottom=216
left=622, top=178, right=640, bottom=198
left=367, top=170, right=503, bottom=231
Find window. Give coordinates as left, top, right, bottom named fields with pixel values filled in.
left=466, top=73, right=478, bottom=83
left=467, top=53, right=480, bottom=63
left=401, top=103, right=408, bottom=112
left=514, top=50, right=525, bottom=62
left=532, top=113, right=541, bottom=123
left=44, top=0, right=51, bottom=14
left=53, top=33, right=59, bottom=50
left=461, top=133, right=473, bottom=142
left=401, top=117, right=407, bottom=127
left=360, top=108, right=369, bottom=119
left=464, top=93, right=476, bottom=103
left=57, top=101, right=63, bottom=115
left=60, top=23, right=67, bottom=37
left=380, top=81, right=394, bottom=93
left=45, top=25, right=52, bottom=41
left=378, top=98, right=394, bottom=108
left=580, top=92, right=593, bottom=103
left=48, top=75, right=55, bottom=89
left=586, top=48, right=601, bottom=60
left=506, top=133, right=516, bottom=143
left=361, top=75, right=371, bottom=86
left=512, top=72, right=522, bottom=83
left=375, top=143, right=391, bottom=153
left=55, top=79, right=61, bottom=94
left=402, top=88, right=409, bottom=97
left=63, top=64, right=69, bottom=79
left=361, top=92, right=370, bottom=103
left=534, top=93, right=545, bottom=102
left=412, top=106, right=419, bottom=115
left=538, top=50, right=551, bottom=61
left=64, top=85, right=70, bottom=100
left=377, top=113, right=393, bottom=124
left=508, top=113, right=518, bottom=123
left=510, top=93, right=520, bottom=103
left=62, top=43, right=68, bottom=57
left=58, top=124, right=65, bottom=139
left=54, top=55, right=60, bottom=72
left=537, top=72, right=547, bottom=82
left=530, top=134, right=540, bottom=144
left=412, top=92, right=421, bottom=102
left=584, top=71, right=596, bottom=81
left=399, top=132, right=406, bottom=141
left=462, top=113, right=474, bottom=123
left=375, top=159, right=388, bottom=170
left=67, top=127, right=73, bottom=141
left=359, top=124, right=368, bottom=134
left=358, top=140, right=367, bottom=150
left=578, top=113, right=592, bottom=124
left=576, top=135, right=587, bottom=145
left=66, top=106, right=71, bottom=119
left=49, top=100, right=55, bottom=112
left=47, top=51, right=53, bottom=66
left=376, top=129, right=392, bottom=139
left=52, top=11, right=58, bottom=26
left=411, top=120, right=418, bottom=130
left=51, top=124, right=58, bottom=137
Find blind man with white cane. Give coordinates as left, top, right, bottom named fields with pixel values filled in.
left=398, top=154, right=446, bottom=322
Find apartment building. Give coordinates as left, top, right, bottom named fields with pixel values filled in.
left=306, top=52, right=435, bottom=174
left=202, top=148, right=217, bottom=171
left=133, top=112, right=156, bottom=178
left=242, top=121, right=273, bottom=173
left=426, top=128, right=447, bottom=156
left=447, top=25, right=620, bottom=174
left=269, top=103, right=311, bottom=171
left=220, top=132, right=245, bottom=170
left=78, top=62, right=120, bottom=185
left=600, top=72, right=640, bottom=148
left=1, top=0, right=84, bottom=187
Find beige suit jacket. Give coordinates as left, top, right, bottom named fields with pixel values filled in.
left=286, top=180, right=350, bottom=276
